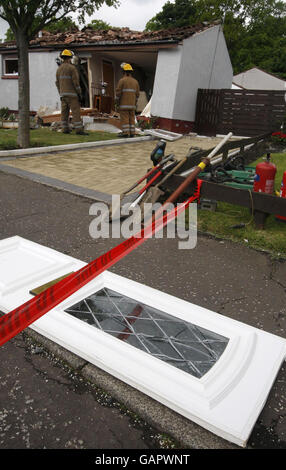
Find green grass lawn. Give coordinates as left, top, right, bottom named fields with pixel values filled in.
left=0, top=127, right=118, bottom=150
left=197, top=152, right=286, bottom=257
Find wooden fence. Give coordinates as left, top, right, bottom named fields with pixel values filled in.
left=195, top=89, right=286, bottom=136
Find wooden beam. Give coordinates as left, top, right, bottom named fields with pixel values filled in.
left=161, top=176, right=286, bottom=218
left=179, top=135, right=270, bottom=173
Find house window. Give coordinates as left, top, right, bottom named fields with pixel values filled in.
left=2, top=57, right=19, bottom=77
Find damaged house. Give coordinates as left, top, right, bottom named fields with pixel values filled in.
left=0, top=21, right=233, bottom=133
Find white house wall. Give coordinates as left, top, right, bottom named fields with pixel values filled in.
left=173, top=26, right=233, bottom=121
left=151, top=46, right=182, bottom=119
left=175, top=26, right=233, bottom=121
left=0, top=50, right=60, bottom=112
left=30, top=51, right=60, bottom=111
left=0, top=71, right=18, bottom=109
left=206, top=26, right=233, bottom=89
left=152, top=25, right=233, bottom=122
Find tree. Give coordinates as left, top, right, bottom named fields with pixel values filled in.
left=234, top=14, right=286, bottom=78
left=4, top=28, right=15, bottom=42
left=145, top=0, right=198, bottom=31
left=0, top=1, right=119, bottom=148
left=145, top=0, right=285, bottom=30
left=85, top=19, right=112, bottom=30
left=5, top=16, right=79, bottom=41
left=44, top=16, right=79, bottom=33
left=145, top=0, right=286, bottom=76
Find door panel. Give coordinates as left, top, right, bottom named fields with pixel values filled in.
left=102, top=60, right=115, bottom=109
left=0, top=236, right=285, bottom=447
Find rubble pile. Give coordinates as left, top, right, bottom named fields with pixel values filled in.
left=38, top=108, right=120, bottom=126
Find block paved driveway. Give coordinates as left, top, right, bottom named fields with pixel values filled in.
left=1, top=136, right=227, bottom=195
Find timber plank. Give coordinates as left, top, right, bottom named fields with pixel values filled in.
left=164, top=176, right=286, bottom=217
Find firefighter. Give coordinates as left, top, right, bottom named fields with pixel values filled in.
left=55, top=49, right=88, bottom=135
left=115, top=63, right=140, bottom=138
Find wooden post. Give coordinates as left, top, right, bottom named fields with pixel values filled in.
left=254, top=211, right=268, bottom=229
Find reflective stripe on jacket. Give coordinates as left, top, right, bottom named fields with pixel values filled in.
left=116, top=76, right=140, bottom=110
left=56, top=63, right=81, bottom=98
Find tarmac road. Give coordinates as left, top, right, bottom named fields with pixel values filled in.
left=0, top=171, right=285, bottom=451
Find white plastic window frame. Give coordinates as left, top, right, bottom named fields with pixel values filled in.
left=2, top=56, right=19, bottom=77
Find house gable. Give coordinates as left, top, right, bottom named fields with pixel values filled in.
left=151, top=25, right=233, bottom=126
left=233, top=67, right=286, bottom=91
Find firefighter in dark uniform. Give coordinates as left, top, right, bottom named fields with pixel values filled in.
left=56, top=49, right=87, bottom=135
left=115, top=63, right=140, bottom=138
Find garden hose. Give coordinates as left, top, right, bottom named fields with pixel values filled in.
left=230, top=190, right=254, bottom=229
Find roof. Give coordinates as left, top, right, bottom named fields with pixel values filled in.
left=0, top=21, right=220, bottom=51
left=234, top=67, right=286, bottom=84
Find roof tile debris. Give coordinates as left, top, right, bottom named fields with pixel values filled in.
left=1, top=21, right=220, bottom=49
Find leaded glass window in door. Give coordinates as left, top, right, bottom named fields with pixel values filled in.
left=65, top=288, right=229, bottom=379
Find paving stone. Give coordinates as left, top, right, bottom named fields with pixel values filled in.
left=3, top=136, right=229, bottom=195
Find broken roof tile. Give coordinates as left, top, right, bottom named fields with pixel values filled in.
left=0, top=21, right=221, bottom=50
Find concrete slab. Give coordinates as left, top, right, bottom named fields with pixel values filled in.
left=0, top=135, right=153, bottom=158
left=84, top=122, right=121, bottom=133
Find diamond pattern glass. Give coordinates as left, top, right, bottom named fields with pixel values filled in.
left=65, top=288, right=229, bottom=379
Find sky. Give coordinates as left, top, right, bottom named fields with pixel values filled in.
left=0, top=0, right=169, bottom=40
left=79, top=0, right=169, bottom=31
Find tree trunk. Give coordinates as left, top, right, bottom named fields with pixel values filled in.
left=16, top=30, right=30, bottom=149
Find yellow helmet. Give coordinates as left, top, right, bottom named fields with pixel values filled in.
left=60, top=49, right=73, bottom=57
left=121, top=62, right=133, bottom=71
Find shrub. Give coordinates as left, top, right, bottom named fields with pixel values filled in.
left=0, top=107, right=10, bottom=120
left=137, top=116, right=159, bottom=130
left=271, top=131, right=286, bottom=144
